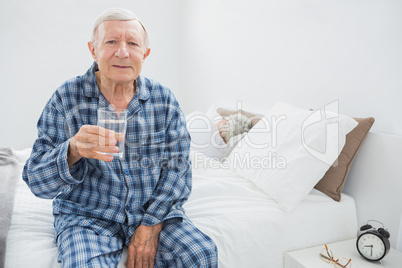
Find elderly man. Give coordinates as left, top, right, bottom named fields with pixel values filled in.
left=23, top=8, right=217, bottom=268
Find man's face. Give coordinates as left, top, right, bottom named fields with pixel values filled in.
left=88, top=20, right=150, bottom=84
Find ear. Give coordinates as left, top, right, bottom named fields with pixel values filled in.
left=88, top=41, right=97, bottom=62
left=142, top=48, right=151, bottom=61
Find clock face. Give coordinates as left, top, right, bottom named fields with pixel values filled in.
left=357, top=233, right=386, bottom=261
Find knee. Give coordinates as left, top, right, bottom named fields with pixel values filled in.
left=187, top=236, right=218, bottom=268
left=200, top=242, right=218, bottom=267
left=158, top=219, right=219, bottom=267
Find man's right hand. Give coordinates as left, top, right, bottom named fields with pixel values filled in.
left=67, top=125, right=119, bottom=167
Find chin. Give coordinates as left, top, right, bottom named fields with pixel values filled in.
left=111, top=74, right=137, bottom=84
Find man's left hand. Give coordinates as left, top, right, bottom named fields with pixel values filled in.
left=125, top=223, right=163, bottom=268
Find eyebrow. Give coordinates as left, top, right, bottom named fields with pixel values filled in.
left=126, top=33, right=141, bottom=41
left=103, top=34, right=141, bottom=42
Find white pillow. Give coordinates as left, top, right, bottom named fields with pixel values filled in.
left=11, top=148, right=32, bottom=163
left=186, top=111, right=229, bottom=160
left=226, top=101, right=358, bottom=211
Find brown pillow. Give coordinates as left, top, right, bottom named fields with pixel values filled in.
left=216, top=108, right=263, bottom=128
left=314, top=117, right=375, bottom=201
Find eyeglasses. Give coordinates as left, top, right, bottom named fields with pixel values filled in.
left=319, top=244, right=352, bottom=268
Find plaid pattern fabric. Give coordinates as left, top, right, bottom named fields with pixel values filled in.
left=56, top=214, right=218, bottom=267
left=23, top=62, right=192, bottom=227
left=22, top=62, right=218, bottom=267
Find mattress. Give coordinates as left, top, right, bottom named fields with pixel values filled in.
left=5, top=149, right=358, bottom=267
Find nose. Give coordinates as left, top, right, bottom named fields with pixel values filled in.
left=115, top=42, right=129, bottom=58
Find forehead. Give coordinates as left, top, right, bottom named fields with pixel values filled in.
left=96, top=20, right=145, bottom=40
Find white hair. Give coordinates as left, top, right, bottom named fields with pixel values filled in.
left=91, top=7, right=150, bottom=49
left=219, top=114, right=252, bottom=143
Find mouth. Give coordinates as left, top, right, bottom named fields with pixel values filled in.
left=112, top=65, right=131, bottom=69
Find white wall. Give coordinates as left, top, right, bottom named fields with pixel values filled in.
left=2, top=0, right=401, bottom=146
left=180, top=0, right=402, bottom=137
left=0, top=0, right=181, bottom=149
left=343, top=132, right=402, bottom=248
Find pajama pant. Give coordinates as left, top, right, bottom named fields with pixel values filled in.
left=55, top=214, right=218, bottom=268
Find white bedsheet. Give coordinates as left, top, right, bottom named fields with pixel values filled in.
left=185, top=160, right=357, bottom=267
left=5, top=150, right=358, bottom=267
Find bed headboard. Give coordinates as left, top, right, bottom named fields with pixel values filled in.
left=343, top=131, right=402, bottom=249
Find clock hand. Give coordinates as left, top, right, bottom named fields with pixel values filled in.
left=364, top=245, right=373, bottom=256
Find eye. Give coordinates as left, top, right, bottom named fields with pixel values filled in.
left=128, top=42, right=138, bottom=46
left=106, top=40, right=116, bottom=44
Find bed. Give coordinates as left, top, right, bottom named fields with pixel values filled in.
left=2, top=101, right=378, bottom=267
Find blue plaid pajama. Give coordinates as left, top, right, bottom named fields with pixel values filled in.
left=23, top=62, right=217, bottom=267
left=56, top=214, right=217, bottom=268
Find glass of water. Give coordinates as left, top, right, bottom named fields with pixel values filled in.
left=97, top=107, right=127, bottom=159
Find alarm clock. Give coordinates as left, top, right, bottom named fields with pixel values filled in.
left=356, top=220, right=390, bottom=261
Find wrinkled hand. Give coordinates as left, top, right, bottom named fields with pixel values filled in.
left=68, top=125, right=120, bottom=166
left=125, top=223, right=163, bottom=268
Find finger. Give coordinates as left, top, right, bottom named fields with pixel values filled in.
left=140, top=257, right=148, bottom=268
left=95, top=126, right=116, bottom=138
left=114, top=132, right=126, bottom=142
left=142, top=257, right=151, bottom=268
left=97, top=145, right=120, bottom=154
left=76, top=131, right=117, bottom=148
left=82, top=125, right=116, bottom=138
left=135, top=255, right=143, bottom=268
left=149, top=258, right=155, bottom=268
left=87, top=130, right=117, bottom=146
left=90, top=151, right=114, bottom=162
left=80, top=126, right=117, bottom=147
left=146, top=248, right=156, bottom=268
left=75, top=129, right=116, bottom=147
left=97, top=135, right=118, bottom=147
left=74, top=138, right=117, bottom=153
left=95, top=126, right=125, bottom=143
left=77, top=126, right=120, bottom=149
left=95, top=128, right=119, bottom=147
left=80, top=149, right=114, bottom=162
left=73, top=141, right=115, bottom=162
left=126, top=247, right=135, bottom=268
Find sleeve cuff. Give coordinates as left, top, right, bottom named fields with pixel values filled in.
left=56, top=140, right=87, bottom=185
left=141, top=210, right=184, bottom=226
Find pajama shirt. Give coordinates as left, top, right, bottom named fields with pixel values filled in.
left=23, top=62, right=217, bottom=267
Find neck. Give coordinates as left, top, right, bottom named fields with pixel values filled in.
left=96, top=72, right=135, bottom=109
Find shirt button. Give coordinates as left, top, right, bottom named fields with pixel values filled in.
left=124, top=169, right=129, bottom=175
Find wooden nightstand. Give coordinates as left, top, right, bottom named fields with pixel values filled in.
left=284, top=239, right=402, bottom=268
